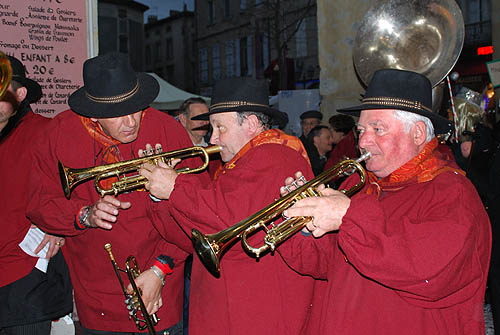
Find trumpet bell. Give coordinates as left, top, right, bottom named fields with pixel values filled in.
left=191, top=229, right=221, bottom=277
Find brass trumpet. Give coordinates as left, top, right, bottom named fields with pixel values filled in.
left=104, top=243, right=159, bottom=334
left=191, top=152, right=371, bottom=277
left=59, top=145, right=222, bottom=199
left=0, top=51, right=12, bottom=100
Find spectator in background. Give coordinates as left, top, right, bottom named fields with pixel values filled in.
left=0, top=55, right=73, bottom=335
left=305, top=125, right=334, bottom=176
left=178, top=97, right=210, bottom=146
left=325, top=114, right=359, bottom=170
left=299, top=110, right=322, bottom=144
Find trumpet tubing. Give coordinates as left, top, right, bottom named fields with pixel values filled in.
left=59, top=145, right=221, bottom=199
left=191, top=152, right=371, bottom=277
left=104, top=243, right=158, bottom=334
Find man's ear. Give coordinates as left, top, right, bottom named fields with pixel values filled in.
left=178, top=113, right=187, bottom=127
left=15, top=86, right=28, bottom=103
left=412, top=121, right=427, bottom=146
left=244, top=114, right=261, bottom=134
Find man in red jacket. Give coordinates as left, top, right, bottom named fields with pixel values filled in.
left=140, top=77, right=324, bottom=335
left=280, top=69, right=491, bottom=335
left=0, top=55, right=72, bottom=334
left=26, top=52, right=197, bottom=334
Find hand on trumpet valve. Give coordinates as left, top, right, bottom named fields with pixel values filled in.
left=283, top=187, right=350, bottom=238
left=138, top=143, right=163, bottom=157
left=139, top=160, right=178, bottom=200
left=126, top=268, right=164, bottom=315
left=280, top=171, right=307, bottom=196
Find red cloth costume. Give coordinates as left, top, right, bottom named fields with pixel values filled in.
left=26, top=108, right=195, bottom=332
left=279, top=138, right=491, bottom=334
left=324, top=129, right=358, bottom=171
left=150, top=129, right=325, bottom=335
left=1, top=112, right=50, bottom=286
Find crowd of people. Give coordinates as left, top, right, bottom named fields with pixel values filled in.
left=0, top=51, right=495, bottom=335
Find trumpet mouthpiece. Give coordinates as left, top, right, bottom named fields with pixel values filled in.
left=357, top=151, right=371, bottom=162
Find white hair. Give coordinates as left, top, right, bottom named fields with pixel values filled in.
left=392, top=110, right=434, bottom=143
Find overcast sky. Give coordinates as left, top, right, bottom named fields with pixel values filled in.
left=136, top=0, right=195, bottom=20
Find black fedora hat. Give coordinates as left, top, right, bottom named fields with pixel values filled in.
left=338, top=69, right=453, bottom=134
left=68, top=52, right=159, bottom=118
left=7, top=56, right=42, bottom=103
left=192, top=77, right=288, bottom=128
left=300, top=110, right=322, bottom=121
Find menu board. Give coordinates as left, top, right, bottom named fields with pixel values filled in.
left=0, top=0, right=89, bottom=117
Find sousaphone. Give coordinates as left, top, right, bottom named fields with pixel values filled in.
left=353, top=0, right=464, bottom=91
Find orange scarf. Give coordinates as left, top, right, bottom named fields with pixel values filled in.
left=214, top=129, right=310, bottom=180
left=365, top=138, right=464, bottom=198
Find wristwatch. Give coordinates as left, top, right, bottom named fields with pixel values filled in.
left=78, top=206, right=92, bottom=228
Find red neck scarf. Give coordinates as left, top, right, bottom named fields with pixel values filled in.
left=214, top=129, right=310, bottom=180
left=365, top=138, right=464, bottom=197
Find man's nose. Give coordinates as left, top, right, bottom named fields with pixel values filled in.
left=209, top=131, right=218, bottom=144
left=358, top=131, right=371, bottom=148
left=123, top=114, right=137, bottom=127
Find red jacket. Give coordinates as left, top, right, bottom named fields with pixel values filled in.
left=26, top=108, right=195, bottom=332
left=279, top=165, right=491, bottom=334
left=150, top=134, right=326, bottom=335
left=0, top=112, right=50, bottom=287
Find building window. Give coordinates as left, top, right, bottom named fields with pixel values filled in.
left=224, top=0, right=231, bottom=17
left=240, top=0, right=246, bottom=10
left=255, top=0, right=264, bottom=7
left=225, top=40, right=234, bottom=77
left=119, top=35, right=128, bottom=53
left=154, top=42, right=161, bottom=62
left=240, top=37, right=248, bottom=76
left=208, top=1, right=216, bottom=25
left=200, top=48, right=208, bottom=83
left=263, top=32, right=269, bottom=69
left=167, top=65, right=175, bottom=81
left=239, top=36, right=253, bottom=76
left=256, top=32, right=269, bottom=72
left=166, top=38, right=173, bottom=59
left=295, top=20, right=307, bottom=58
left=213, top=44, right=221, bottom=80
left=146, top=45, right=151, bottom=65
left=166, top=25, right=171, bottom=32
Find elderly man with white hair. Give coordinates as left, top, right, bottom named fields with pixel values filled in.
left=279, top=69, right=491, bottom=335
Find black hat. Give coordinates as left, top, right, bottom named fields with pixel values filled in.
left=300, top=110, right=323, bottom=121
left=338, top=69, right=452, bottom=134
left=192, top=77, right=288, bottom=128
left=68, top=52, right=159, bottom=118
left=7, top=56, right=42, bottom=103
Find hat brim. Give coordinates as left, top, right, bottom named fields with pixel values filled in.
left=12, top=76, right=42, bottom=103
left=192, top=105, right=288, bottom=128
left=338, top=104, right=453, bottom=135
left=68, top=73, right=159, bottom=118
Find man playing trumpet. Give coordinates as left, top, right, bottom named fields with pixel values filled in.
left=140, top=77, right=324, bottom=335
left=279, top=69, right=491, bottom=334
left=26, top=52, right=198, bottom=334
